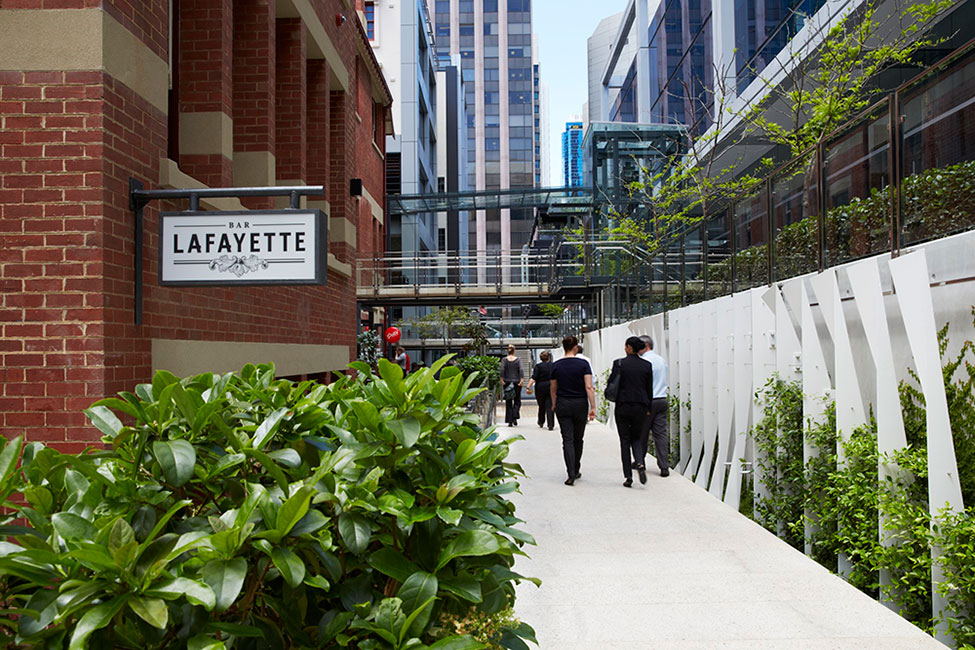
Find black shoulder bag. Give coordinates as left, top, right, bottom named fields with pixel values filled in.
left=604, top=359, right=621, bottom=402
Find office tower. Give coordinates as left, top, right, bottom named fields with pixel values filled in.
left=532, top=36, right=550, bottom=187
left=596, top=1, right=835, bottom=133
left=587, top=11, right=626, bottom=126
left=436, top=59, right=472, bottom=261
left=562, top=122, right=584, bottom=187
left=368, top=0, right=439, bottom=255
left=432, top=0, right=539, bottom=257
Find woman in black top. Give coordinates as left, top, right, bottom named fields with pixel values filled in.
left=606, top=336, right=654, bottom=487
left=550, top=335, right=596, bottom=485
left=527, top=351, right=555, bottom=430
left=500, top=345, right=523, bottom=426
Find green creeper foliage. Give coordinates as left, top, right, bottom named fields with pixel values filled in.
left=746, top=311, right=975, bottom=640
left=0, top=359, right=538, bottom=649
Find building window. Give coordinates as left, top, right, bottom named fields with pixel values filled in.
left=365, top=2, right=376, bottom=40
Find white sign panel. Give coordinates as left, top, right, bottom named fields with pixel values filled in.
left=159, top=210, right=326, bottom=285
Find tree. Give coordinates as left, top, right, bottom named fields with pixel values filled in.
left=743, top=0, right=957, bottom=158
left=408, top=307, right=487, bottom=352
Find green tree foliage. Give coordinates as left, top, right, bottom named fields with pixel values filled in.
left=0, top=360, right=538, bottom=649
left=745, top=0, right=958, bottom=157
left=408, top=308, right=488, bottom=353
left=358, top=329, right=383, bottom=370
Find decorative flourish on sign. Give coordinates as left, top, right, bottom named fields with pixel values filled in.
left=208, top=255, right=269, bottom=277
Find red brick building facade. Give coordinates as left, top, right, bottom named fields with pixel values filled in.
left=0, top=0, right=392, bottom=447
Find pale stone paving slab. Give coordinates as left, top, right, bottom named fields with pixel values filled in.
left=503, top=406, right=945, bottom=649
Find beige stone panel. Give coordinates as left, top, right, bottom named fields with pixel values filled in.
left=362, top=188, right=384, bottom=226
left=328, top=253, right=352, bottom=278
left=276, top=0, right=350, bottom=92
left=152, top=339, right=350, bottom=377
left=233, top=151, right=276, bottom=187
left=180, top=112, right=233, bottom=158
left=308, top=200, right=355, bottom=248
left=0, top=9, right=169, bottom=113
left=159, top=158, right=245, bottom=211
left=102, top=11, right=169, bottom=112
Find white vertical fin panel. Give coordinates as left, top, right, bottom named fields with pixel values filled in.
left=848, top=256, right=908, bottom=599
left=688, top=303, right=707, bottom=478
left=889, top=250, right=964, bottom=639
left=800, top=279, right=831, bottom=552
left=708, top=296, right=735, bottom=498
left=751, top=287, right=777, bottom=510
left=724, top=291, right=754, bottom=508
left=678, top=307, right=693, bottom=473
left=696, top=301, right=719, bottom=487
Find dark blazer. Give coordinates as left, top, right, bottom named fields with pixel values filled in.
left=607, top=354, right=654, bottom=408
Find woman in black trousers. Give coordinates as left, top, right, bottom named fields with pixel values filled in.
left=527, top=351, right=555, bottom=430
left=500, top=345, right=523, bottom=426
left=550, top=335, right=596, bottom=485
left=606, top=336, right=654, bottom=487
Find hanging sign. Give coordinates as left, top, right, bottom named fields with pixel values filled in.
left=159, top=210, right=326, bottom=285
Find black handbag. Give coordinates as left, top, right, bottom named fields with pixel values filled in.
left=604, top=360, right=621, bottom=402
left=503, top=383, right=517, bottom=401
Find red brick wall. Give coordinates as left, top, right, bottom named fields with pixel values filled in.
left=233, top=0, right=275, bottom=154
left=275, top=18, right=307, bottom=182
left=178, top=0, right=233, bottom=186
left=0, top=1, right=390, bottom=445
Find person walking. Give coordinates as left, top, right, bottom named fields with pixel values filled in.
left=606, top=336, right=654, bottom=487
left=500, top=345, right=523, bottom=427
left=640, top=334, right=671, bottom=477
left=526, top=351, right=555, bottom=430
left=551, top=335, right=596, bottom=485
left=574, top=344, right=593, bottom=375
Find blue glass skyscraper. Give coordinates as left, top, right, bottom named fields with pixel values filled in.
left=562, top=122, right=584, bottom=187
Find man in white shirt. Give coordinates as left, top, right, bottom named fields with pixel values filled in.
left=639, top=335, right=670, bottom=477
left=574, top=344, right=593, bottom=375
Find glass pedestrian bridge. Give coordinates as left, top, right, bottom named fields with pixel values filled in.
left=355, top=235, right=660, bottom=316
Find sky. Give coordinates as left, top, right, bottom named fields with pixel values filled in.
left=534, top=0, right=629, bottom=186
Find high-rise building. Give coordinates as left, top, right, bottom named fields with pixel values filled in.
left=432, top=0, right=540, bottom=257
left=367, top=0, right=439, bottom=255
left=436, top=58, right=471, bottom=262
left=587, top=11, right=627, bottom=126
left=562, top=122, right=584, bottom=187
left=596, top=1, right=836, bottom=133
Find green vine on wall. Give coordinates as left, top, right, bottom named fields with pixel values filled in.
left=746, top=309, right=975, bottom=643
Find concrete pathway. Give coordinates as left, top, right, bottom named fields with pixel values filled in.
left=504, top=406, right=943, bottom=649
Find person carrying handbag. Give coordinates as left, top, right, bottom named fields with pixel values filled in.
left=605, top=336, right=653, bottom=487
left=500, top=345, right=523, bottom=427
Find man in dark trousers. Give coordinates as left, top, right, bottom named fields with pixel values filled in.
left=606, top=336, right=654, bottom=487
left=550, top=335, right=596, bottom=486
left=640, top=334, right=670, bottom=477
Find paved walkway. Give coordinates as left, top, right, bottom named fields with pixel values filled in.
left=504, top=406, right=943, bottom=649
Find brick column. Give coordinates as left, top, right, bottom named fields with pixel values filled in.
left=306, top=60, right=330, bottom=189
left=275, top=18, right=307, bottom=187
left=178, top=0, right=233, bottom=186
left=233, top=0, right=275, bottom=207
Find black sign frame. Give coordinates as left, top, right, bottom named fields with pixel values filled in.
left=157, top=209, right=328, bottom=287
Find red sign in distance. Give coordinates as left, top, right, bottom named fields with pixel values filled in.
left=384, top=327, right=401, bottom=344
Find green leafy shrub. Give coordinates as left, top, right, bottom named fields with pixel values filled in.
left=751, top=377, right=806, bottom=549
left=357, top=329, right=383, bottom=370
left=698, top=160, right=975, bottom=290
left=0, top=359, right=538, bottom=649
left=454, top=356, right=501, bottom=396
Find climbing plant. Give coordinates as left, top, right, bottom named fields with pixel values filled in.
left=751, top=377, right=806, bottom=550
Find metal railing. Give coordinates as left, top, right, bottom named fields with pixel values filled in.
left=656, top=38, right=975, bottom=311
